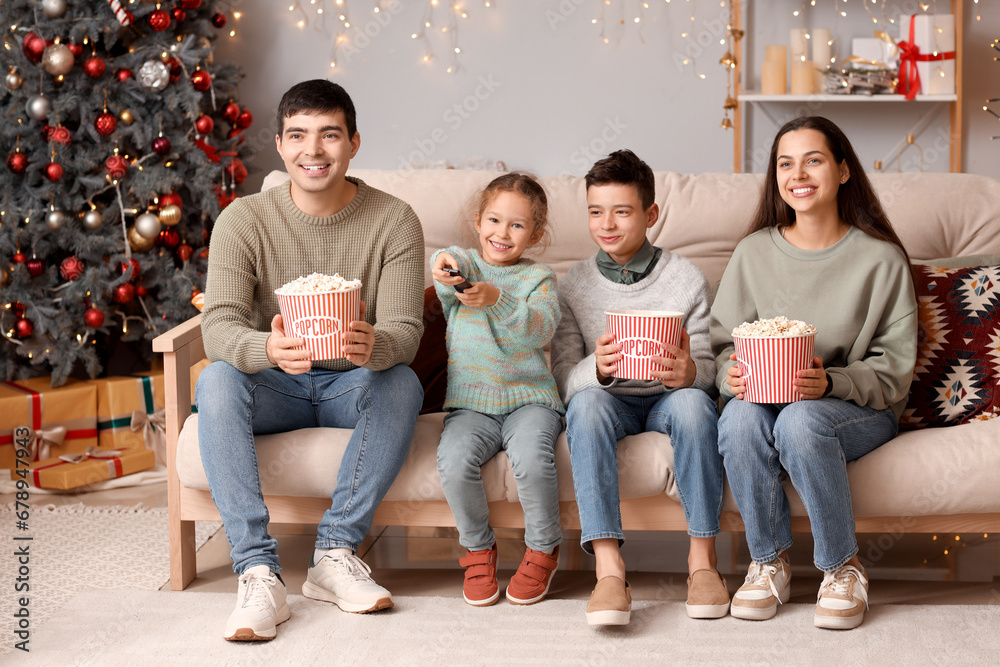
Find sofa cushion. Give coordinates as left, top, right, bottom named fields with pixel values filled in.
left=900, top=256, right=1000, bottom=428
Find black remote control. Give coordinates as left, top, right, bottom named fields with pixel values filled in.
left=443, top=267, right=473, bottom=293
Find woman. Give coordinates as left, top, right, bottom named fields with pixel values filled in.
left=711, top=116, right=917, bottom=630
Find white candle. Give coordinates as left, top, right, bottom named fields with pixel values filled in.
left=812, top=28, right=832, bottom=69
left=791, top=60, right=817, bottom=95
left=790, top=28, right=808, bottom=62
left=765, top=44, right=787, bottom=63
left=762, top=61, right=787, bottom=95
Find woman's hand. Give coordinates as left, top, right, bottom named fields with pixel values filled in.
left=726, top=352, right=745, bottom=399
left=652, top=329, right=697, bottom=388
left=595, top=332, right=621, bottom=382
left=795, top=356, right=829, bottom=400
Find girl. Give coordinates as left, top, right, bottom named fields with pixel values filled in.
left=432, top=172, right=564, bottom=607
left=710, top=117, right=917, bottom=630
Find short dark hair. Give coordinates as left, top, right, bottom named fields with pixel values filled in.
left=585, top=149, right=656, bottom=211
left=276, top=79, right=357, bottom=138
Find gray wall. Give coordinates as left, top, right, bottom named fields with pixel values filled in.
left=215, top=1, right=999, bottom=193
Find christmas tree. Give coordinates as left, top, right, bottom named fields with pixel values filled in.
left=1, top=0, right=251, bottom=385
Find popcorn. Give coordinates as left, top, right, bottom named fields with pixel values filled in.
left=732, top=316, right=816, bottom=338
left=276, top=272, right=362, bottom=295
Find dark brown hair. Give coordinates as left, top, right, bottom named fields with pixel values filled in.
left=585, top=149, right=656, bottom=212
left=474, top=172, right=552, bottom=252
left=276, top=79, right=357, bottom=138
left=747, top=116, right=910, bottom=264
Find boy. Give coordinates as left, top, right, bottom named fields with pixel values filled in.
left=550, top=150, right=727, bottom=626
left=198, top=79, right=425, bottom=641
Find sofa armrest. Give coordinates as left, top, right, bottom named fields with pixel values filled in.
left=152, top=314, right=205, bottom=441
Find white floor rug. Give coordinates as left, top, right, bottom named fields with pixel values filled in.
left=7, top=590, right=999, bottom=665
left=0, top=503, right=220, bottom=658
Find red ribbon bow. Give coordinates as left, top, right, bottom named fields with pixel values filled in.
left=897, top=15, right=956, bottom=101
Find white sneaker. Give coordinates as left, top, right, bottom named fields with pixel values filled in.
left=730, top=556, right=791, bottom=621
left=815, top=564, right=869, bottom=630
left=224, top=565, right=290, bottom=641
left=302, top=549, right=394, bottom=613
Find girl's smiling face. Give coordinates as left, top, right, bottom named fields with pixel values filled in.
left=775, top=128, right=849, bottom=220
left=475, top=191, right=539, bottom=266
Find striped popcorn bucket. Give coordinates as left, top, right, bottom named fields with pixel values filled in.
left=605, top=310, right=684, bottom=381
left=275, top=286, right=361, bottom=361
left=733, top=333, right=816, bottom=403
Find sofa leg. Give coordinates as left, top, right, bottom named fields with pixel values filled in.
left=170, top=518, right=197, bottom=590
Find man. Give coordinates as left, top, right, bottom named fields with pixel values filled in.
left=197, top=79, right=425, bottom=641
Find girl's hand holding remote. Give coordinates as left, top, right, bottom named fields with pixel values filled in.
left=455, top=282, right=500, bottom=308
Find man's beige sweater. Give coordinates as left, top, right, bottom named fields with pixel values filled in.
left=202, top=177, right=425, bottom=373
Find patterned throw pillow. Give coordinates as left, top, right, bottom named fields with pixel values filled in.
left=900, top=258, right=1000, bottom=429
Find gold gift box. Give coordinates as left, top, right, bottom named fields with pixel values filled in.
left=0, top=378, right=98, bottom=471
left=20, top=447, right=155, bottom=490
left=94, top=373, right=165, bottom=454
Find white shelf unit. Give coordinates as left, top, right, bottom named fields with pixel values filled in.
left=731, top=0, right=964, bottom=173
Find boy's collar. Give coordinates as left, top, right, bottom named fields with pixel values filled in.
left=596, top=239, right=657, bottom=271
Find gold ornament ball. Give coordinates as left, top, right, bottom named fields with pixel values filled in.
left=82, top=209, right=103, bottom=230
left=128, top=226, right=156, bottom=253
left=42, top=43, right=75, bottom=77
left=119, top=109, right=135, bottom=125
left=5, top=71, right=22, bottom=90
left=158, top=204, right=182, bottom=226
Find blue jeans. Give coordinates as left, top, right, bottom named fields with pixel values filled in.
left=565, top=388, right=722, bottom=554
left=717, top=397, right=898, bottom=572
left=437, top=405, right=563, bottom=553
left=196, top=361, right=423, bottom=575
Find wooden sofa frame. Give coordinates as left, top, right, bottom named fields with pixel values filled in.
left=154, top=315, right=1000, bottom=591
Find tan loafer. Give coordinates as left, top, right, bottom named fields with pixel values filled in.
left=586, top=576, right=631, bottom=626
left=685, top=569, right=730, bottom=619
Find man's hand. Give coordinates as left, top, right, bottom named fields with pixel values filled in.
left=455, top=282, right=500, bottom=308
left=343, top=301, right=375, bottom=366
left=794, top=356, right=829, bottom=400
left=651, top=329, right=697, bottom=388
left=595, top=332, right=621, bottom=383
left=726, top=352, right=745, bottom=400
left=432, top=252, right=464, bottom=287
left=266, top=314, right=312, bottom=375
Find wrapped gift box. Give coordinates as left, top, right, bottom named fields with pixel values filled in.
left=0, top=379, right=98, bottom=471
left=851, top=37, right=898, bottom=70
left=19, top=447, right=155, bottom=489
left=94, top=373, right=166, bottom=466
left=898, top=13, right=956, bottom=96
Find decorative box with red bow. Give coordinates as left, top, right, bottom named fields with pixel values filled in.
left=93, top=373, right=166, bottom=467
left=0, top=379, right=98, bottom=472
left=897, top=13, right=956, bottom=99
left=21, top=446, right=155, bottom=490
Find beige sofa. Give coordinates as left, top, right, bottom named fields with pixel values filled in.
left=154, top=168, right=1000, bottom=590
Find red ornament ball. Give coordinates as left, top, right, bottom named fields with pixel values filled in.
left=158, top=228, right=180, bottom=249
left=222, top=102, right=240, bottom=123
left=84, top=307, right=105, bottom=328
left=225, top=158, right=247, bottom=184
left=148, top=9, right=171, bottom=31
left=118, top=257, right=141, bottom=281
left=194, top=114, right=214, bottom=134
left=135, top=284, right=148, bottom=298
left=6, top=151, right=28, bottom=174
left=67, top=43, right=84, bottom=58
left=235, top=110, right=254, bottom=129
left=190, top=69, right=211, bottom=92
left=160, top=192, right=183, bottom=209
left=23, top=34, right=46, bottom=62
left=15, top=318, right=33, bottom=339
left=115, top=67, right=133, bottom=82
left=95, top=112, right=118, bottom=136
left=27, top=258, right=45, bottom=277
left=113, top=282, right=136, bottom=304
left=180, top=0, right=202, bottom=9
left=152, top=136, right=172, bottom=155
left=83, top=56, right=106, bottom=78
left=211, top=13, right=227, bottom=28
left=60, top=256, right=85, bottom=281
left=105, top=154, right=129, bottom=180
left=13, top=252, right=26, bottom=264
left=44, top=125, right=72, bottom=145
left=44, top=161, right=64, bottom=181
left=175, top=243, right=194, bottom=262
left=172, top=7, right=187, bottom=23
left=227, top=128, right=244, bottom=143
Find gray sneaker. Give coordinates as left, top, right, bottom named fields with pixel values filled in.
left=224, top=565, right=290, bottom=641
left=302, top=549, right=394, bottom=613
left=815, top=564, right=869, bottom=630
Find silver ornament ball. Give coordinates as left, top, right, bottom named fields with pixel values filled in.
left=138, top=60, right=170, bottom=91
left=41, top=0, right=68, bottom=18
left=45, top=209, right=68, bottom=230
left=82, top=209, right=103, bottom=230
left=134, top=212, right=162, bottom=240
left=42, top=43, right=75, bottom=76
left=5, top=71, right=22, bottom=90
left=26, top=94, right=51, bottom=121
